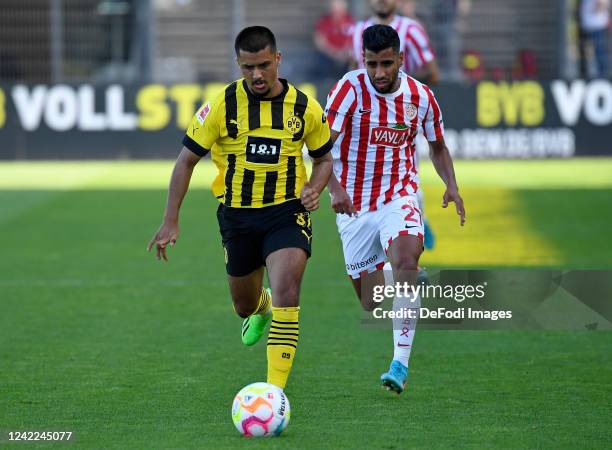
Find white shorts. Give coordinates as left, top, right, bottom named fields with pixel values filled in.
left=336, top=194, right=424, bottom=279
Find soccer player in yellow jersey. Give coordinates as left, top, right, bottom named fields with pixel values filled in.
left=147, top=26, right=333, bottom=391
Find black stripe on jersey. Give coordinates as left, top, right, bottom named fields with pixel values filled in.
left=271, top=90, right=287, bottom=130
left=285, top=156, right=297, bottom=200
left=271, top=320, right=299, bottom=325
left=241, top=168, right=255, bottom=207
left=308, top=138, right=333, bottom=159
left=225, top=82, right=238, bottom=139
left=292, top=89, right=308, bottom=141
left=247, top=96, right=260, bottom=130
left=262, top=171, right=278, bottom=204
left=182, top=135, right=210, bottom=157
left=224, top=154, right=237, bottom=204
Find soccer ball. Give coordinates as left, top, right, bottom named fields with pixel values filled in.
left=231, top=382, right=290, bottom=437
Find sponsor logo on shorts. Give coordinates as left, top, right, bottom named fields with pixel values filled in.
left=346, top=254, right=378, bottom=272
left=295, top=212, right=312, bottom=243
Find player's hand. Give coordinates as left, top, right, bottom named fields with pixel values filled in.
left=300, top=182, right=320, bottom=212
left=147, top=220, right=180, bottom=261
left=330, top=186, right=357, bottom=216
left=442, top=186, right=466, bottom=226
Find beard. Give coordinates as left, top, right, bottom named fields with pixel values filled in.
left=372, top=75, right=398, bottom=93
left=375, top=9, right=394, bottom=20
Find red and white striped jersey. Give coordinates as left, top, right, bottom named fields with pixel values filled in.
left=350, top=15, right=435, bottom=75
left=325, top=69, right=444, bottom=212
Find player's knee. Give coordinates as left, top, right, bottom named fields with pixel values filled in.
left=360, top=296, right=377, bottom=312
left=233, top=302, right=256, bottom=318
left=392, top=256, right=419, bottom=272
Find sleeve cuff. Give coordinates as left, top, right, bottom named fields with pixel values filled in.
left=182, top=135, right=210, bottom=157
left=328, top=110, right=346, bottom=133
left=330, top=125, right=344, bottom=133
left=308, top=138, right=333, bottom=159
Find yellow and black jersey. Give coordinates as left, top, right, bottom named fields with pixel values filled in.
left=183, top=79, right=332, bottom=208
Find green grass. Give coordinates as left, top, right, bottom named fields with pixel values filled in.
left=1, top=160, right=611, bottom=448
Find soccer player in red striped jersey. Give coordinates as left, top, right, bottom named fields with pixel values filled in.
left=350, top=0, right=439, bottom=85
left=325, top=25, right=464, bottom=394
left=351, top=0, right=441, bottom=251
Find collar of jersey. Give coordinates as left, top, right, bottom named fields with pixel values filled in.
left=242, top=78, right=289, bottom=102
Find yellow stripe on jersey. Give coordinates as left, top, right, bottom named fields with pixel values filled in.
left=183, top=79, right=332, bottom=208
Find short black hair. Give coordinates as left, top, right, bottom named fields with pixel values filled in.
left=234, top=26, right=277, bottom=56
left=362, top=24, right=400, bottom=54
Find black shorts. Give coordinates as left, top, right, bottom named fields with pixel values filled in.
left=216, top=199, right=312, bottom=277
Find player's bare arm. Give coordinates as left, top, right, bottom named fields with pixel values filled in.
left=326, top=130, right=356, bottom=216
left=301, top=151, right=333, bottom=212
left=429, top=138, right=466, bottom=226
left=147, top=147, right=202, bottom=260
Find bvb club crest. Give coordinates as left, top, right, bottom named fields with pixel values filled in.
left=286, top=115, right=303, bottom=135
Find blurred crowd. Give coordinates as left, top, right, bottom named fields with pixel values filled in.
left=577, top=0, right=610, bottom=78
left=312, top=0, right=611, bottom=84
left=0, top=0, right=609, bottom=84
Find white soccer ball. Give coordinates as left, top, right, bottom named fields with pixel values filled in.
left=231, top=382, right=290, bottom=437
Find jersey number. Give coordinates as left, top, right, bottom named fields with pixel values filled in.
left=246, top=136, right=281, bottom=164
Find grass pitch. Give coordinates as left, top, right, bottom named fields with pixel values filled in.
left=1, top=159, right=611, bottom=448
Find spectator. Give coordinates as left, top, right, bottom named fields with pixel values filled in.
left=578, top=0, right=610, bottom=78
left=430, top=0, right=470, bottom=81
left=512, top=49, right=538, bottom=79
left=398, top=0, right=417, bottom=18
left=312, top=0, right=355, bottom=81
left=461, top=49, right=484, bottom=81
left=350, top=0, right=440, bottom=85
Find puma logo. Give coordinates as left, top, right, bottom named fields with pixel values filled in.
left=301, top=230, right=312, bottom=243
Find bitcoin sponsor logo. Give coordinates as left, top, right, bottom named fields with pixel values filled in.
left=346, top=254, right=378, bottom=272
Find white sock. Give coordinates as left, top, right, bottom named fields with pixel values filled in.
left=392, top=293, right=419, bottom=368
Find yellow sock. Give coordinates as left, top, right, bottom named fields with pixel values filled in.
left=267, top=306, right=299, bottom=389
left=254, top=288, right=272, bottom=315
